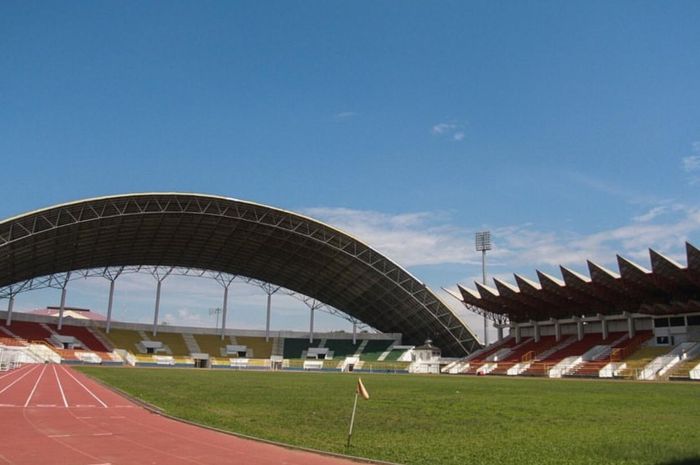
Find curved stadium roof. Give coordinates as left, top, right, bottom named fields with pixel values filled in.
left=0, top=193, right=480, bottom=356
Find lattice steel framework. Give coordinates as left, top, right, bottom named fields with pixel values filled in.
left=0, top=193, right=480, bottom=356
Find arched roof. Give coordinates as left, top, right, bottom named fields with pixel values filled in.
left=0, top=193, right=479, bottom=356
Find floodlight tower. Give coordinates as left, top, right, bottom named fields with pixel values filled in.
left=475, top=231, right=491, bottom=346
left=209, top=307, right=222, bottom=331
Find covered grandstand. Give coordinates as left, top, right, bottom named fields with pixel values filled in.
left=0, top=193, right=479, bottom=357
left=445, top=243, right=700, bottom=380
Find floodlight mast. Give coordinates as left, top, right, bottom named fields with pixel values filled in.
left=475, top=231, right=492, bottom=346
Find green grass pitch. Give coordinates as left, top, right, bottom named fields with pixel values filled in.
left=76, top=367, right=700, bottom=465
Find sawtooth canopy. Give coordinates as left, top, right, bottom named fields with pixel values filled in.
left=0, top=193, right=480, bottom=356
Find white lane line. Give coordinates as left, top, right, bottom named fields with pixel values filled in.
left=0, top=403, right=17, bottom=407
left=0, top=363, right=30, bottom=381
left=52, top=365, right=69, bottom=407
left=59, top=365, right=108, bottom=408
left=48, top=434, right=72, bottom=438
left=0, top=364, right=38, bottom=395
left=24, top=364, right=47, bottom=407
left=92, top=433, right=112, bottom=436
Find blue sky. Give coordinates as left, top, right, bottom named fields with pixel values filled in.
left=1, top=2, right=699, bottom=341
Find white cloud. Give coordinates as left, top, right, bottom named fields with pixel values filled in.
left=683, top=155, right=700, bottom=173
left=431, top=120, right=466, bottom=141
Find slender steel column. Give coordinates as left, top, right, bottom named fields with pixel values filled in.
left=482, top=250, right=488, bottom=346
left=627, top=314, right=635, bottom=339
left=57, top=271, right=71, bottom=331
left=6, top=295, right=15, bottom=326
left=309, top=306, right=315, bottom=343
left=554, top=319, right=561, bottom=342
left=497, top=325, right=504, bottom=341
left=576, top=318, right=584, bottom=341
left=221, top=285, right=229, bottom=339
left=532, top=320, right=540, bottom=342
left=599, top=314, right=608, bottom=340
left=352, top=320, right=357, bottom=345
left=152, top=280, right=162, bottom=336
left=106, top=280, right=116, bottom=334
left=265, top=293, right=272, bottom=342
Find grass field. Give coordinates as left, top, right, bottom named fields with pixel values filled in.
left=76, top=367, right=700, bottom=465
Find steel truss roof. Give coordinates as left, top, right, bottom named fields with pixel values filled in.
left=0, top=193, right=479, bottom=356
left=455, top=243, right=700, bottom=323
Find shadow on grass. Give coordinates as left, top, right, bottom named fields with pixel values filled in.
left=657, top=458, right=700, bottom=465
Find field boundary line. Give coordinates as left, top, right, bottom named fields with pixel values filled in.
left=80, top=369, right=405, bottom=465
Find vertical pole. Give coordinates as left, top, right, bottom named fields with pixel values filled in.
left=153, top=280, right=162, bottom=336
left=497, top=325, right=503, bottom=341
left=514, top=324, right=521, bottom=344
left=265, top=293, right=272, bottom=342
left=533, top=321, right=540, bottom=342
left=6, top=295, right=15, bottom=326
left=482, top=249, right=488, bottom=346
left=106, top=280, right=116, bottom=334
left=554, top=319, right=561, bottom=342
left=58, top=272, right=71, bottom=331
left=352, top=320, right=357, bottom=345
left=221, top=285, right=229, bottom=340
left=576, top=318, right=584, bottom=341
left=599, top=314, right=608, bottom=340
left=309, top=305, right=315, bottom=343
left=346, top=392, right=359, bottom=449
left=627, top=315, right=635, bottom=339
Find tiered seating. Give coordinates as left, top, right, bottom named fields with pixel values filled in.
left=2, top=321, right=52, bottom=342
left=283, top=338, right=320, bottom=358
left=47, top=324, right=110, bottom=352
left=570, top=331, right=654, bottom=377
left=193, top=334, right=228, bottom=357
left=359, top=340, right=394, bottom=360
left=0, top=336, right=26, bottom=347
left=54, top=348, right=81, bottom=362
left=461, top=337, right=518, bottom=374
left=323, top=339, right=358, bottom=358
left=382, top=347, right=409, bottom=361
left=237, top=336, right=273, bottom=358
left=526, top=333, right=621, bottom=376
left=150, top=332, right=190, bottom=355
left=618, top=346, right=671, bottom=379
left=488, top=337, right=559, bottom=375
left=668, top=357, right=700, bottom=379
left=100, top=328, right=144, bottom=353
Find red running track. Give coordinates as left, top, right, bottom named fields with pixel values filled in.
left=0, top=364, right=363, bottom=465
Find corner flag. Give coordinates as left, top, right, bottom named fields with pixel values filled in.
left=356, top=378, right=370, bottom=400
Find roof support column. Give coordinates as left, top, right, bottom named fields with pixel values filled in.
left=104, top=267, right=123, bottom=334
left=215, top=274, right=236, bottom=341
left=553, top=318, right=561, bottom=342
left=599, top=314, right=608, bottom=340
left=57, top=271, right=72, bottom=331
left=575, top=317, right=584, bottom=341
left=260, top=284, right=279, bottom=343
left=532, top=320, right=540, bottom=343
left=514, top=323, right=521, bottom=344
left=625, top=312, right=635, bottom=339
left=152, top=280, right=162, bottom=337
left=352, top=320, right=357, bottom=345
left=5, top=295, right=15, bottom=326
left=309, top=305, right=315, bottom=343
left=151, top=267, right=172, bottom=337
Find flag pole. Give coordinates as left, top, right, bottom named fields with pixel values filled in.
left=346, top=391, right=359, bottom=449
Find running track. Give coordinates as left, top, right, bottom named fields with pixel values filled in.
left=0, top=364, right=363, bottom=464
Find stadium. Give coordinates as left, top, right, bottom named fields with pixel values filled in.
left=1, top=193, right=699, bottom=465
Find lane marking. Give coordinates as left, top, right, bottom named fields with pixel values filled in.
left=0, top=363, right=30, bottom=381
left=48, top=434, right=72, bottom=438
left=0, top=364, right=39, bottom=395
left=52, top=364, right=69, bottom=407
left=36, top=404, right=57, bottom=407
left=58, top=366, right=108, bottom=408
left=76, top=404, right=96, bottom=407
left=24, top=364, right=47, bottom=407
left=0, top=403, right=17, bottom=407
left=92, top=433, right=113, bottom=436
